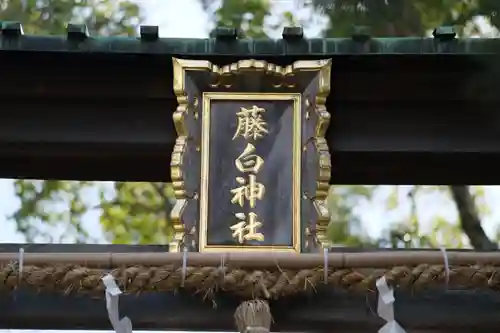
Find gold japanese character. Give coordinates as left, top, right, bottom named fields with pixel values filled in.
left=232, top=105, right=269, bottom=140
left=230, top=212, right=264, bottom=243
left=235, top=143, right=264, bottom=174
left=230, top=174, right=265, bottom=208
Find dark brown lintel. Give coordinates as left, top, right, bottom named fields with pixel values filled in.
left=0, top=287, right=499, bottom=331
left=2, top=53, right=500, bottom=184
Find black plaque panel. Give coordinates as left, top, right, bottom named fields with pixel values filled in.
left=204, top=97, right=298, bottom=249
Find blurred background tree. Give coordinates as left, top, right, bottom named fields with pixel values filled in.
left=0, top=0, right=141, bottom=35
left=6, top=0, right=500, bottom=249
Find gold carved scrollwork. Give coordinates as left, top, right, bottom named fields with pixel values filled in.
left=188, top=58, right=328, bottom=90
left=272, top=73, right=296, bottom=88
left=170, top=58, right=213, bottom=252
left=304, top=61, right=332, bottom=249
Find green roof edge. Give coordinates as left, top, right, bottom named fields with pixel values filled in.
left=1, top=23, right=500, bottom=55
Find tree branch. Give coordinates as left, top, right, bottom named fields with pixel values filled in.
left=449, top=186, right=497, bottom=250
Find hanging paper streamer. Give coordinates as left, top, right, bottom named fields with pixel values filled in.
left=323, top=248, right=328, bottom=284
left=376, top=276, right=406, bottom=333
left=440, top=247, right=450, bottom=288
left=181, top=246, right=188, bottom=287
left=102, top=274, right=133, bottom=333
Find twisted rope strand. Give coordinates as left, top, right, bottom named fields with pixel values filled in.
left=1, top=264, right=499, bottom=299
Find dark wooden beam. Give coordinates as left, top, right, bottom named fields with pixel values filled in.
left=1, top=289, right=500, bottom=332
left=0, top=245, right=499, bottom=331
left=2, top=52, right=500, bottom=184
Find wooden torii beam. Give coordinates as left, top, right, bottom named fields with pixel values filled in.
left=0, top=24, right=499, bottom=184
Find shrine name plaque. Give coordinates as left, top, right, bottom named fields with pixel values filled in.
left=170, top=58, right=332, bottom=253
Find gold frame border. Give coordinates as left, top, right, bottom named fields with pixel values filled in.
left=200, top=92, right=301, bottom=253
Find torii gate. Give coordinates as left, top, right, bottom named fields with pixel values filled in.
left=0, top=22, right=499, bottom=333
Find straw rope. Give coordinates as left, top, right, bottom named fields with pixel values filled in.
left=1, top=264, right=499, bottom=299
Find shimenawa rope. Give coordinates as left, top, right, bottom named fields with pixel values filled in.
left=1, top=264, right=500, bottom=299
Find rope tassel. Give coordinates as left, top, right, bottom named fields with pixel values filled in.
left=234, top=300, right=272, bottom=333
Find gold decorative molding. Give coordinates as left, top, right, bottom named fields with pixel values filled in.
left=170, top=58, right=211, bottom=252
left=174, top=58, right=332, bottom=89
left=300, top=59, right=332, bottom=250
left=313, top=61, right=332, bottom=249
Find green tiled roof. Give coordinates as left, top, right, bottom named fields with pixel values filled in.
left=1, top=23, right=500, bottom=55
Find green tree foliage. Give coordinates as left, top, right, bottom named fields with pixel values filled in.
left=0, top=0, right=141, bottom=35
left=6, top=0, right=146, bottom=243
left=6, top=0, right=499, bottom=249
left=315, top=0, right=482, bottom=37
